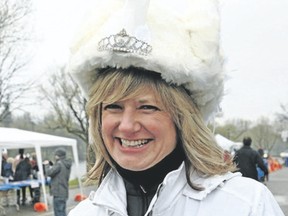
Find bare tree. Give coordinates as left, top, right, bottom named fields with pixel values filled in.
left=0, top=0, right=34, bottom=123
left=250, top=118, right=279, bottom=153
left=276, top=103, right=288, bottom=123
left=40, top=67, right=88, bottom=145
left=214, top=119, right=251, bottom=141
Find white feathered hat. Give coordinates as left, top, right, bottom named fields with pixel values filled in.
left=66, top=0, right=225, bottom=122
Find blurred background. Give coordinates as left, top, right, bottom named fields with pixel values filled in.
left=0, top=0, right=288, bottom=163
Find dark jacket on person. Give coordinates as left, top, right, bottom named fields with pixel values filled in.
left=14, top=158, right=32, bottom=181
left=234, top=146, right=268, bottom=181
left=1, top=158, right=7, bottom=177
left=3, top=162, right=14, bottom=178
left=46, top=153, right=72, bottom=199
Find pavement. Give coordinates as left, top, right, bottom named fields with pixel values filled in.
left=266, top=166, right=288, bottom=215
left=1, top=167, right=288, bottom=216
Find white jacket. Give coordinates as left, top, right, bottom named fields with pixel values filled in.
left=69, top=163, right=284, bottom=216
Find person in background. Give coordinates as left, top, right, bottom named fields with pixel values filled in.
left=1, top=149, right=14, bottom=208
left=29, top=153, right=40, bottom=203
left=234, top=137, right=268, bottom=181
left=1, top=149, right=8, bottom=177
left=14, top=157, right=32, bottom=205
left=64, top=0, right=284, bottom=215
left=3, top=157, right=14, bottom=181
left=13, top=148, right=25, bottom=169
left=257, top=148, right=269, bottom=183
left=30, top=153, right=39, bottom=179
left=45, top=148, right=72, bottom=216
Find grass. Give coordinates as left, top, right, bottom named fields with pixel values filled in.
left=69, top=178, right=80, bottom=188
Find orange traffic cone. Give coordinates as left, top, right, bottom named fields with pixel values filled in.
left=34, top=202, right=48, bottom=212
left=74, top=194, right=87, bottom=202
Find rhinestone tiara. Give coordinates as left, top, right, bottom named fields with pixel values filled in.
left=98, top=29, right=152, bottom=56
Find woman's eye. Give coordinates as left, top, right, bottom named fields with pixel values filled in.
left=139, top=105, right=160, bottom=111
left=103, top=104, right=122, bottom=110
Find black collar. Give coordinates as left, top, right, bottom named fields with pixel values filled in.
left=115, top=144, right=185, bottom=192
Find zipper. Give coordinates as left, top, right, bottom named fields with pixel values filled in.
left=140, top=185, right=149, bottom=216
left=140, top=185, right=147, bottom=194
left=144, top=183, right=163, bottom=216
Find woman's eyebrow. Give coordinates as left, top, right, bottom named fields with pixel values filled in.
left=138, top=97, right=156, bottom=104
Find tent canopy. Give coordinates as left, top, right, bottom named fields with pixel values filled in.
left=0, top=127, right=83, bottom=210
left=0, top=127, right=76, bottom=148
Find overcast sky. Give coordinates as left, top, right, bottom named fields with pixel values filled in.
left=27, top=0, right=288, bottom=122
left=220, top=0, right=288, bottom=122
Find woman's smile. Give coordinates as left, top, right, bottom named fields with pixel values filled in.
left=119, top=138, right=152, bottom=148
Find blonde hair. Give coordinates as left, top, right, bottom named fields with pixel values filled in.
left=86, top=67, right=235, bottom=188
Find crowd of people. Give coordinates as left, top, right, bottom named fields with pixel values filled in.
left=1, top=147, right=71, bottom=216
left=1, top=149, right=37, bottom=205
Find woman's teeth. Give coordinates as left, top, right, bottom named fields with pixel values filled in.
left=121, top=139, right=149, bottom=148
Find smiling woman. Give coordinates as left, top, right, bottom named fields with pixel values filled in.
left=65, top=0, right=284, bottom=215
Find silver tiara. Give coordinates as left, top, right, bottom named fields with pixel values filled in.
left=98, top=29, right=152, bottom=56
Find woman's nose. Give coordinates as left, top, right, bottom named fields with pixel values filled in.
left=118, top=110, right=141, bottom=133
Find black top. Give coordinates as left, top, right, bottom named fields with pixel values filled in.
left=115, top=144, right=185, bottom=216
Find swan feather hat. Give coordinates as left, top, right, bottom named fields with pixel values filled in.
left=66, top=0, right=225, bottom=122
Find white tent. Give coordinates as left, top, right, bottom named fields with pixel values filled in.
left=215, top=134, right=242, bottom=153
left=0, top=127, right=83, bottom=210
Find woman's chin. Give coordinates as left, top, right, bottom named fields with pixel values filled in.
left=116, top=160, right=152, bottom=171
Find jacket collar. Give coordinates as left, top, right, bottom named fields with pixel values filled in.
left=183, top=169, right=241, bottom=200
left=91, top=170, right=128, bottom=215
left=150, top=163, right=240, bottom=214
left=89, top=163, right=241, bottom=215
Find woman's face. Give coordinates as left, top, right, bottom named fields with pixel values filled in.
left=101, top=89, right=177, bottom=171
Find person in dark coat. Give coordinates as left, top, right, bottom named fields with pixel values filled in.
left=14, top=157, right=32, bottom=205
left=234, top=137, right=268, bottom=181
left=45, top=148, right=72, bottom=216
left=1, top=150, right=8, bottom=177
